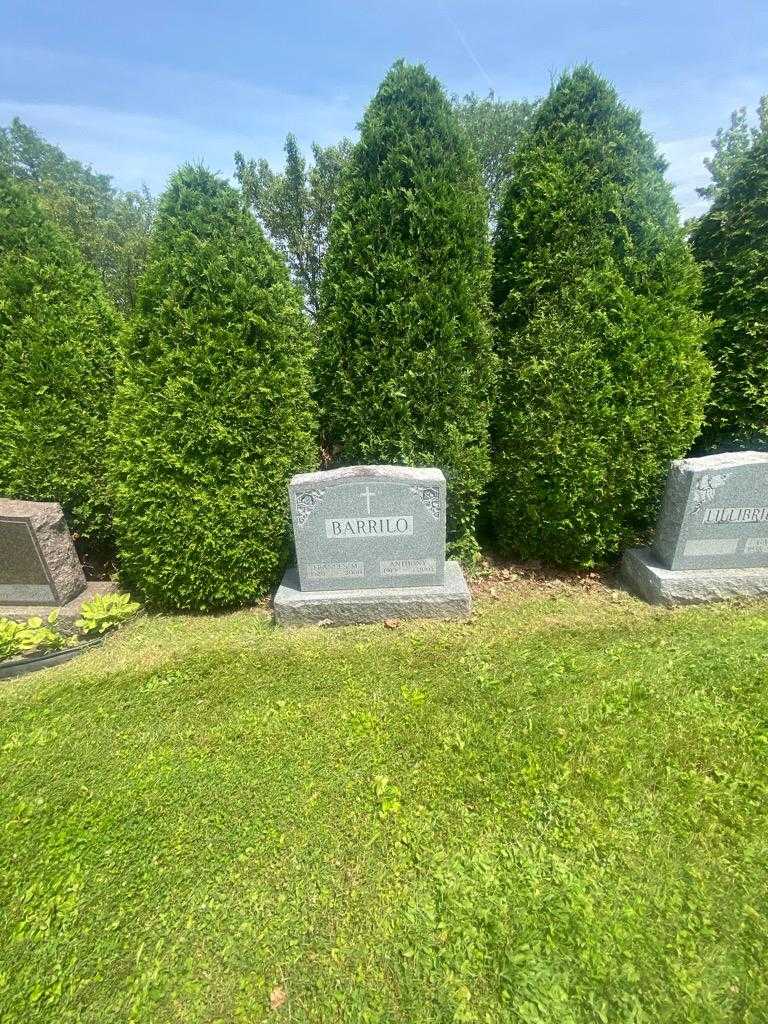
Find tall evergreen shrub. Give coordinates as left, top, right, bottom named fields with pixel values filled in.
left=691, top=106, right=768, bottom=449
left=0, top=173, right=119, bottom=540
left=110, top=166, right=316, bottom=610
left=318, top=61, right=495, bottom=562
left=491, top=66, right=711, bottom=566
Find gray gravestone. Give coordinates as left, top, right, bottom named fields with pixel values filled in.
left=652, top=451, right=768, bottom=570
left=621, top=452, right=768, bottom=605
left=274, top=465, right=471, bottom=626
left=290, top=465, right=445, bottom=591
left=0, top=499, right=86, bottom=606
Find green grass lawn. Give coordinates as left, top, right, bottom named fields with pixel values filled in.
left=1, top=580, right=767, bottom=1023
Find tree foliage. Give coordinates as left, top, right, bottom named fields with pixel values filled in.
left=318, top=61, right=495, bottom=562
left=691, top=98, right=768, bottom=450
left=235, top=135, right=352, bottom=318
left=452, top=91, right=537, bottom=223
left=491, top=66, right=711, bottom=566
left=696, top=99, right=768, bottom=201
left=0, top=173, right=120, bottom=540
left=0, top=118, right=156, bottom=310
left=234, top=93, right=534, bottom=315
left=110, top=165, right=316, bottom=611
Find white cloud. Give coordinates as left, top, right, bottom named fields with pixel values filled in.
left=0, top=45, right=361, bottom=193
left=658, top=134, right=712, bottom=221
left=628, top=69, right=764, bottom=219
left=1, top=42, right=749, bottom=223
left=0, top=99, right=256, bottom=193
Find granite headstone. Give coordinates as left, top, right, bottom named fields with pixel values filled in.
left=652, top=451, right=768, bottom=570
left=621, top=452, right=768, bottom=605
left=289, top=464, right=445, bottom=591
left=274, top=465, right=471, bottom=626
left=0, top=499, right=86, bottom=606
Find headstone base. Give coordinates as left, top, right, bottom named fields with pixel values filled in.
left=0, top=581, right=117, bottom=628
left=274, top=560, right=471, bottom=627
left=621, top=546, right=768, bottom=606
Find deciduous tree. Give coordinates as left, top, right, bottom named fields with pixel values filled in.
left=452, top=91, right=536, bottom=223
left=1, top=118, right=156, bottom=310
left=235, top=135, right=352, bottom=318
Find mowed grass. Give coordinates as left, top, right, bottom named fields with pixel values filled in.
left=1, top=582, right=768, bottom=1023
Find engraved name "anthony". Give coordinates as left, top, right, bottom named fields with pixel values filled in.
left=325, top=516, right=414, bottom=539
left=703, top=506, right=768, bottom=524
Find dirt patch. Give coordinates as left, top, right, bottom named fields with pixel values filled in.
left=469, top=552, right=622, bottom=601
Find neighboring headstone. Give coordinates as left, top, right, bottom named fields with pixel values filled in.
left=274, top=465, right=471, bottom=626
left=0, top=499, right=86, bottom=607
left=621, top=451, right=768, bottom=605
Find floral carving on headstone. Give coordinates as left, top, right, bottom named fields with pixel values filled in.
left=410, top=485, right=440, bottom=520
left=689, top=473, right=729, bottom=516
left=295, top=489, right=325, bottom=527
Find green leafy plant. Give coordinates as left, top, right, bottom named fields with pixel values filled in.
left=110, top=165, right=317, bottom=611
left=0, top=173, right=121, bottom=542
left=691, top=96, right=768, bottom=450
left=372, top=774, right=401, bottom=821
left=490, top=66, right=711, bottom=567
left=318, top=61, right=495, bottom=564
left=0, top=593, right=141, bottom=664
left=74, top=592, right=140, bottom=636
left=0, top=610, right=74, bottom=661
left=400, top=684, right=426, bottom=706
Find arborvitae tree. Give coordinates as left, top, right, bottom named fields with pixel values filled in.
left=110, top=165, right=316, bottom=611
left=0, top=173, right=120, bottom=541
left=318, top=61, right=495, bottom=562
left=691, top=100, right=768, bottom=450
left=491, top=66, right=711, bottom=567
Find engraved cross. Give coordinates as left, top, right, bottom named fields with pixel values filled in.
left=359, top=486, right=376, bottom=515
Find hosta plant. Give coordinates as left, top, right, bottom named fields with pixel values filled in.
left=0, top=611, right=74, bottom=661
left=75, top=592, right=140, bottom=636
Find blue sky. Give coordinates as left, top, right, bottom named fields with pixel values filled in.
left=1, top=0, right=766, bottom=218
